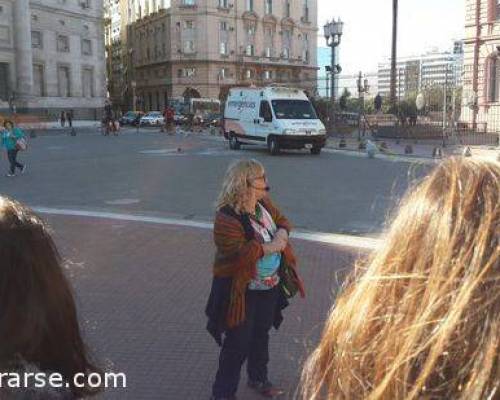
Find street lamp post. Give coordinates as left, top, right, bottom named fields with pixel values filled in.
left=357, top=72, right=370, bottom=140
left=324, top=18, right=343, bottom=127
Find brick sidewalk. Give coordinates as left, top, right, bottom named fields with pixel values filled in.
left=45, top=214, right=365, bottom=400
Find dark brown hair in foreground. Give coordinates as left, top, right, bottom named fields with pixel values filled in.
left=0, top=197, right=101, bottom=397
left=300, top=158, right=499, bottom=400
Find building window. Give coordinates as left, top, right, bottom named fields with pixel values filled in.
left=246, top=44, right=255, bottom=56
left=219, top=68, right=228, bottom=79
left=57, top=35, right=70, bottom=52
left=82, top=39, right=92, bottom=55
left=33, top=64, right=44, bottom=96
left=265, top=0, right=272, bottom=15
left=265, top=47, right=272, bottom=57
left=184, top=40, right=195, bottom=53
left=57, top=66, right=71, bottom=97
left=303, top=0, right=309, bottom=22
left=220, top=42, right=228, bottom=55
left=179, top=68, right=196, bottom=77
left=282, top=47, right=290, bottom=59
left=285, top=1, right=290, bottom=17
left=219, top=0, right=229, bottom=8
left=245, top=69, right=253, bottom=79
left=0, top=63, right=8, bottom=101
left=246, top=0, right=253, bottom=12
left=247, top=25, right=256, bottom=36
left=497, top=1, right=500, bottom=19
left=181, top=0, right=196, bottom=6
left=183, top=20, right=194, bottom=29
left=31, top=31, right=43, bottom=49
left=82, top=68, right=94, bottom=98
left=220, top=21, right=228, bottom=31
left=488, top=56, right=500, bottom=102
left=263, top=70, right=272, bottom=80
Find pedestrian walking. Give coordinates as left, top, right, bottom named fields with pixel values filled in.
left=206, top=159, right=305, bottom=400
left=67, top=110, right=73, bottom=128
left=0, top=196, right=103, bottom=399
left=300, top=157, right=500, bottom=400
left=1, top=120, right=26, bottom=177
left=60, top=111, right=66, bottom=127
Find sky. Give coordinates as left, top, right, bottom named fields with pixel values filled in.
left=318, top=0, right=465, bottom=75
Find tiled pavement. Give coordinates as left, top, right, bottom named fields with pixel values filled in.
left=46, top=214, right=366, bottom=400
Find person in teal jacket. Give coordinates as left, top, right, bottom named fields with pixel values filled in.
left=1, top=120, right=26, bottom=177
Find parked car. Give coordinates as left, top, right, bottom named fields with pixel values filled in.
left=173, top=113, right=188, bottom=125
left=204, top=113, right=222, bottom=127
left=120, top=111, right=144, bottom=126
left=140, top=111, right=165, bottom=126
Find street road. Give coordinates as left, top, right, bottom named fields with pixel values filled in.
left=0, top=128, right=430, bottom=235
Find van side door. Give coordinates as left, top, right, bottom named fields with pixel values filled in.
left=255, top=100, right=273, bottom=141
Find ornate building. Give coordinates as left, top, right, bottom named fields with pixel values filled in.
left=105, top=0, right=318, bottom=112
left=462, top=0, right=500, bottom=131
left=0, top=0, right=106, bottom=117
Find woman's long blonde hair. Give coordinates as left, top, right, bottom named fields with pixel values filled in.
left=216, top=159, right=265, bottom=213
left=300, top=158, right=499, bottom=400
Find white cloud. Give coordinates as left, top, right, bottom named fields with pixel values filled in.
left=318, top=0, right=465, bottom=74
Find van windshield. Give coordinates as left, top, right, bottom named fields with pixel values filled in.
left=271, top=100, right=318, bottom=120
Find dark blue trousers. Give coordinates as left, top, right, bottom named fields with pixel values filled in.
left=7, top=150, right=23, bottom=174
left=212, top=286, right=279, bottom=398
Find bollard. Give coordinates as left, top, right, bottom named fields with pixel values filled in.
left=70, top=128, right=76, bottom=136
left=366, top=140, right=377, bottom=159
left=463, top=146, right=472, bottom=157
left=432, top=147, right=442, bottom=158
left=358, top=141, right=366, bottom=150
left=404, top=144, right=413, bottom=154
left=29, top=130, right=36, bottom=138
left=177, top=147, right=182, bottom=153
left=338, top=138, right=346, bottom=148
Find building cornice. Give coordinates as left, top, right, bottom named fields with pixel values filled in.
left=29, top=1, right=103, bottom=23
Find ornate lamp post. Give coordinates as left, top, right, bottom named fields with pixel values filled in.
left=323, top=19, right=343, bottom=103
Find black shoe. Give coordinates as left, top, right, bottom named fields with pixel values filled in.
left=247, top=380, right=284, bottom=398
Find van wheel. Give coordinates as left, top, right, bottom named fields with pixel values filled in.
left=310, top=147, right=322, bottom=155
left=229, top=134, right=241, bottom=150
left=268, top=136, right=280, bottom=155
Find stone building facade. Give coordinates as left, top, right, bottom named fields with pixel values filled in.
left=461, top=0, right=500, bottom=131
left=115, top=0, right=318, bottom=112
left=0, top=0, right=106, bottom=118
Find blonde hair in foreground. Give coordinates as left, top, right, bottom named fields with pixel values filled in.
left=216, top=159, right=265, bottom=213
left=300, top=157, right=499, bottom=400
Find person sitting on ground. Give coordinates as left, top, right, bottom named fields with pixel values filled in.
left=0, top=197, right=103, bottom=399
left=1, top=120, right=27, bottom=177
left=300, top=157, right=499, bottom=400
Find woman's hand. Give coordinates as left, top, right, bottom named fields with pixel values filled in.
left=262, top=236, right=287, bottom=255
left=275, top=228, right=289, bottom=243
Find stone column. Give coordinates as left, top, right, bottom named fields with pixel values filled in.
left=13, top=0, right=34, bottom=99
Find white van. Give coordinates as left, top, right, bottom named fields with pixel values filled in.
left=223, top=87, right=327, bottom=155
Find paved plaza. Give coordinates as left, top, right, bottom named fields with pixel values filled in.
left=1, top=128, right=432, bottom=399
